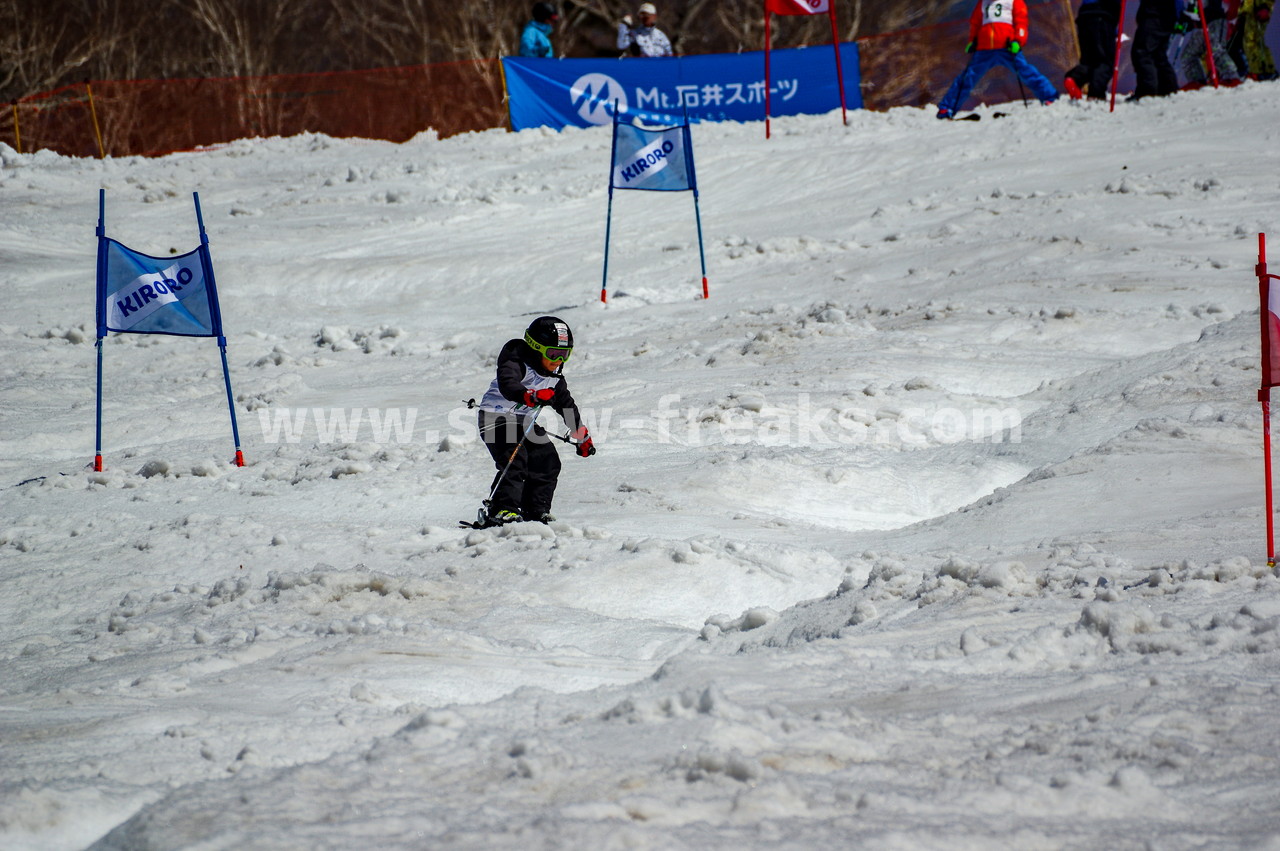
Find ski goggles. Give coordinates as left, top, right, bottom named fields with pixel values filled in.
left=525, top=333, right=573, bottom=362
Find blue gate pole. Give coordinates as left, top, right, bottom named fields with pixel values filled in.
left=95, top=340, right=104, bottom=470
left=601, top=105, right=621, bottom=304
left=194, top=192, right=245, bottom=466
left=693, top=191, right=708, bottom=300
left=94, top=189, right=106, bottom=470
left=683, top=121, right=708, bottom=299
left=217, top=344, right=244, bottom=467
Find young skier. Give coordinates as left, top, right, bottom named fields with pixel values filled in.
left=936, top=0, right=1059, bottom=119
left=474, top=316, right=595, bottom=526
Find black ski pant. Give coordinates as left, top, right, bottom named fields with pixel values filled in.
left=1132, top=19, right=1178, bottom=97
left=1067, top=9, right=1119, bottom=98
left=478, top=410, right=560, bottom=518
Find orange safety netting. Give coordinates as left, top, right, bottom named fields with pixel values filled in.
left=0, top=1, right=1078, bottom=158
left=1, top=60, right=507, bottom=159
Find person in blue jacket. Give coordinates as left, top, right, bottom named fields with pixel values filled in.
left=520, top=2, right=559, bottom=58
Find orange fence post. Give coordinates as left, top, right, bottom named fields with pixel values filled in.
left=10, top=100, right=20, bottom=153
left=85, top=80, right=105, bottom=158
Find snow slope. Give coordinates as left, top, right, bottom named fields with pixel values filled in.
left=2, top=87, right=1279, bottom=849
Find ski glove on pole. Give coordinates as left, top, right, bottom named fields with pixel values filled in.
left=572, top=427, right=595, bottom=457
left=523, top=388, right=555, bottom=407
left=1007, top=40, right=1021, bottom=54
left=965, top=41, right=975, bottom=53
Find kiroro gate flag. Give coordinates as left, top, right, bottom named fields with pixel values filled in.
left=99, top=241, right=217, bottom=337
left=601, top=114, right=707, bottom=303
left=93, top=190, right=244, bottom=470
left=610, top=121, right=693, bottom=193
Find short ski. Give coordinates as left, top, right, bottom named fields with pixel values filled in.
left=953, top=111, right=1009, bottom=122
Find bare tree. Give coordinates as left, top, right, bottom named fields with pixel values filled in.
left=2, top=0, right=972, bottom=103
left=180, top=0, right=318, bottom=78
left=0, top=1, right=96, bottom=101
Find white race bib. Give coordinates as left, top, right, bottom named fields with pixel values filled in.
left=982, top=0, right=1015, bottom=26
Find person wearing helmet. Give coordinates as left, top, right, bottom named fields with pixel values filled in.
left=475, top=316, right=595, bottom=525
left=520, top=2, right=559, bottom=58
left=617, top=3, right=673, bottom=57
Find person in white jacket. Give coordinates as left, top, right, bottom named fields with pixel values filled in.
left=617, top=3, right=673, bottom=57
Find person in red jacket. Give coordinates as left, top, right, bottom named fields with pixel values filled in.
left=937, top=0, right=1059, bottom=118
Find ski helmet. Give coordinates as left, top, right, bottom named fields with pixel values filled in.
left=524, top=316, right=574, bottom=362
left=532, top=2, right=558, bottom=23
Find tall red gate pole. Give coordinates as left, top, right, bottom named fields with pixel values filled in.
left=1260, top=233, right=1275, bottom=567
left=828, top=6, right=847, bottom=126
left=1196, top=8, right=1221, bottom=88
left=1110, top=0, right=1128, bottom=112
left=764, top=9, right=773, bottom=138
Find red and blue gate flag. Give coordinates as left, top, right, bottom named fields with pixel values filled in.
left=611, top=119, right=695, bottom=193
left=766, top=0, right=830, bottom=14
left=97, top=239, right=220, bottom=337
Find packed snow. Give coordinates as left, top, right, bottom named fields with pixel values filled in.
left=3, top=87, right=1280, bottom=849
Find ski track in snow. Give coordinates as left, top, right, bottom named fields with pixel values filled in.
left=1, top=89, right=1280, bottom=849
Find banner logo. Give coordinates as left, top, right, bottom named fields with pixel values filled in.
left=570, top=73, right=626, bottom=124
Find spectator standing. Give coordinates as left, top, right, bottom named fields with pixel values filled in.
left=936, top=0, right=1059, bottom=119
left=1226, top=0, right=1249, bottom=75
left=1177, top=0, right=1242, bottom=86
left=1240, top=0, right=1277, bottom=78
left=1131, top=0, right=1182, bottom=99
left=1065, top=0, right=1123, bottom=99
left=520, top=2, right=559, bottom=58
left=617, top=3, right=673, bottom=57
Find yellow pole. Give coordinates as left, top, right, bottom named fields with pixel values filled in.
left=85, top=80, right=105, bottom=158
left=498, top=57, right=512, bottom=132
left=10, top=101, right=20, bottom=153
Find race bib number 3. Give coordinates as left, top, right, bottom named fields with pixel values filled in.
left=983, top=0, right=1014, bottom=25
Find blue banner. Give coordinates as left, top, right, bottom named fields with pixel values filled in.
left=503, top=42, right=861, bottom=131
left=97, top=239, right=219, bottom=337
left=612, top=119, right=694, bottom=192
